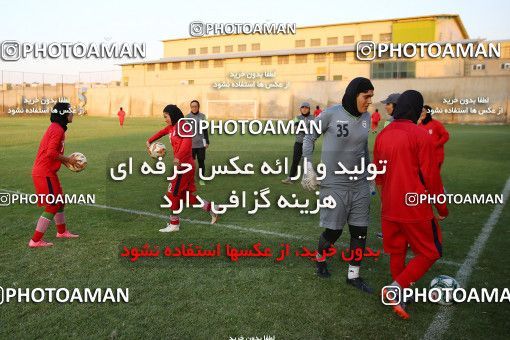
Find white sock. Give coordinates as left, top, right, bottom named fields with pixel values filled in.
left=347, top=265, right=359, bottom=279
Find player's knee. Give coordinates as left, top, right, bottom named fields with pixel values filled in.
left=322, top=228, right=342, bottom=244
left=45, top=205, right=60, bottom=215
left=348, top=224, right=367, bottom=239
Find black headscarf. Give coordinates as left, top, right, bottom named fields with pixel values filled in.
left=341, top=77, right=374, bottom=117
left=393, top=90, right=424, bottom=124
left=422, top=105, right=433, bottom=124
left=50, top=102, right=71, bottom=131
left=163, top=104, right=184, bottom=126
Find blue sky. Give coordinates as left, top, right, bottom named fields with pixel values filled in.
left=0, top=0, right=508, bottom=75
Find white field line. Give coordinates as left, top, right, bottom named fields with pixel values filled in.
left=423, top=176, right=510, bottom=340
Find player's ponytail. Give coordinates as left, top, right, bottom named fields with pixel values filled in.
left=163, top=104, right=184, bottom=126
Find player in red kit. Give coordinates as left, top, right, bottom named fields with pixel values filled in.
left=117, top=107, right=126, bottom=127
left=373, top=91, right=448, bottom=319
left=418, top=105, right=450, bottom=171
left=29, top=102, right=80, bottom=248
left=371, top=109, right=381, bottom=133
left=146, top=104, right=218, bottom=232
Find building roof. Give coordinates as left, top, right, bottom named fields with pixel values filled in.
left=119, top=38, right=483, bottom=66
left=161, top=14, right=469, bottom=43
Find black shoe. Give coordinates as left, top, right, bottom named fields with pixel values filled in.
left=316, top=261, right=331, bottom=278
left=346, top=277, right=373, bottom=294
left=376, top=232, right=383, bottom=239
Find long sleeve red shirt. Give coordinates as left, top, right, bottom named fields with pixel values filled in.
left=373, top=119, right=448, bottom=222
left=418, top=119, right=449, bottom=164
left=32, top=122, right=65, bottom=177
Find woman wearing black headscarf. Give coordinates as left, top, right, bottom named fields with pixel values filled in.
left=373, top=90, right=449, bottom=319
left=301, top=77, right=375, bottom=293
left=29, top=102, right=80, bottom=247
left=146, top=104, right=218, bottom=232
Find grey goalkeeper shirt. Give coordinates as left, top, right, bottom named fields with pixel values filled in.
left=185, top=112, right=209, bottom=149
left=302, top=104, right=371, bottom=188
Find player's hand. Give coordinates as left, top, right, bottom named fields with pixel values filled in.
left=173, top=158, right=181, bottom=166
left=205, top=144, right=209, bottom=149
left=65, top=155, right=79, bottom=167
left=437, top=215, right=446, bottom=221
left=301, top=161, right=319, bottom=191
left=146, top=141, right=151, bottom=148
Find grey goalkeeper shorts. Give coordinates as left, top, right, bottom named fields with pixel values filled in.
left=319, top=181, right=370, bottom=230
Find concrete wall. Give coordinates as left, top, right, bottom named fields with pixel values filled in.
left=82, top=76, right=510, bottom=124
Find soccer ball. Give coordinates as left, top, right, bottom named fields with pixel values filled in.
left=148, top=142, right=166, bottom=159
left=429, top=275, right=459, bottom=306
left=65, top=152, right=87, bottom=172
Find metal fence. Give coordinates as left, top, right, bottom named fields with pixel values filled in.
left=0, top=70, right=122, bottom=115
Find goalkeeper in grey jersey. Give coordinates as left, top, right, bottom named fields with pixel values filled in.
left=302, top=77, right=374, bottom=293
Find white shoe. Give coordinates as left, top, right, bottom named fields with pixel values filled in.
left=159, top=224, right=180, bottom=232
left=210, top=211, right=218, bottom=224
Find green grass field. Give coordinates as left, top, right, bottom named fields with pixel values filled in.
left=0, top=116, right=509, bottom=339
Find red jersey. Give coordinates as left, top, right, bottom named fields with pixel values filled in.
left=373, top=119, right=448, bottom=222
left=117, top=110, right=126, bottom=117
left=32, top=122, right=65, bottom=177
left=148, top=121, right=193, bottom=165
left=371, top=111, right=381, bottom=123
left=313, top=109, right=322, bottom=117
left=418, top=119, right=449, bottom=163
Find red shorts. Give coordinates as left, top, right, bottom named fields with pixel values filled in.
left=165, top=167, right=197, bottom=212
left=382, top=218, right=442, bottom=260
left=167, top=168, right=196, bottom=197
left=32, top=175, right=64, bottom=209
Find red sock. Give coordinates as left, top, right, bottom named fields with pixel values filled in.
left=396, top=254, right=436, bottom=288
left=56, top=224, right=66, bottom=234
left=170, top=215, right=180, bottom=225
left=32, top=215, right=52, bottom=242
left=32, top=230, right=45, bottom=242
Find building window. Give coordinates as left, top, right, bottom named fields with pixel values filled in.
left=361, top=34, right=373, bottom=41
left=501, top=62, right=510, bottom=70
left=380, top=33, right=392, bottom=42
left=333, top=75, right=343, bottom=81
left=160, top=63, right=168, bottom=71
left=261, top=56, right=272, bottom=65
left=199, top=60, right=208, bottom=68
left=147, top=64, right=155, bottom=71
left=317, top=76, right=326, bottom=81
left=472, top=64, right=485, bottom=70
left=200, top=47, right=208, bottom=54
left=188, top=48, right=196, bottom=55
left=311, top=38, right=321, bottom=47
left=186, top=61, right=194, bottom=69
left=314, top=53, right=326, bottom=63
left=225, top=45, right=233, bottom=52
left=188, top=80, right=194, bottom=85
left=327, top=37, right=338, bottom=45
left=238, top=44, right=246, bottom=52
left=172, top=62, right=181, bottom=70
left=295, top=55, right=307, bottom=63
left=252, top=43, right=260, bottom=51
left=214, top=60, right=224, bottom=68
left=212, top=46, right=220, bottom=53
left=371, top=61, right=416, bottom=79
left=343, top=35, right=354, bottom=44
left=333, top=52, right=346, bottom=61
left=278, top=55, right=289, bottom=64
left=295, top=39, right=305, bottom=48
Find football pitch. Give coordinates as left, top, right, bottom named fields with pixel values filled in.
left=0, top=116, right=509, bottom=339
